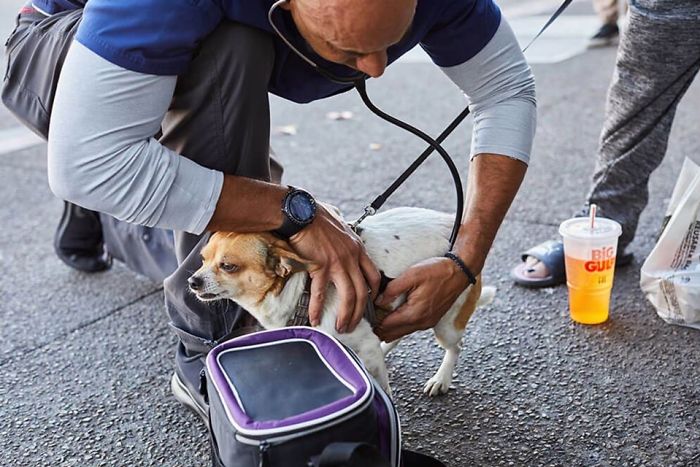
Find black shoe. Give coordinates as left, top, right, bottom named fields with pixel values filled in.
left=53, top=201, right=112, bottom=273
left=588, top=23, right=619, bottom=48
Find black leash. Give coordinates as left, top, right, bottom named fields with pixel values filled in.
left=351, top=0, right=574, bottom=249
left=522, top=0, right=574, bottom=53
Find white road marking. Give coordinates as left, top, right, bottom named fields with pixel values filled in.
left=512, top=15, right=602, bottom=64
left=0, top=125, right=44, bottom=156
left=500, top=0, right=588, bottom=19
left=397, top=14, right=601, bottom=66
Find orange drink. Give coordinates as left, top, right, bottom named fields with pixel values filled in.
left=559, top=217, right=622, bottom=324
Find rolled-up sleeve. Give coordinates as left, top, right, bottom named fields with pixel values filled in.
left=439, top=17, right=537, bottom=164
left=48, top=41, right=223, bottom=234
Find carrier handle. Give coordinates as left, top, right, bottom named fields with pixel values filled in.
left=311, top=443, right=447, bottom=467
left=312, top=442, right=390, bottom=467
left=400, top=449, right=447, bottom=467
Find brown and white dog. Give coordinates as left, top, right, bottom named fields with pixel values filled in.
left=188, top=207, right=495, bottom=396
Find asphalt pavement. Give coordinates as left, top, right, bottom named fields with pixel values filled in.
left=0, top=1, right=698, bottom=466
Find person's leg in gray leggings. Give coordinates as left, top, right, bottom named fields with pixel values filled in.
left=585, top=1, right=700, bottom=252
left=156, top=22, right=277, bottom=418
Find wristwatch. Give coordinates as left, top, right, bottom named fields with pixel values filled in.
left=273, top=187, right=317, bottom=239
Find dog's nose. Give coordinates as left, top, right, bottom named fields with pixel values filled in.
left=188, top=275, right=204, bottom=291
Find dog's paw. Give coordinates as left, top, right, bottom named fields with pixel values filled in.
left=423, top=373, right=452, bottom=397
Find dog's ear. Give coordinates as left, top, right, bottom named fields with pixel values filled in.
left=266, top=242, right=310, bottom=278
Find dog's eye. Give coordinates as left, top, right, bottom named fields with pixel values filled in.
left=220, top=262, right=239, bottom=273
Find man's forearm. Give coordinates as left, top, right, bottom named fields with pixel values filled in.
left=452, top=154, right=527, bottom=273
left=206, top=175, right=287, bottom=232
left=49, top=41, right=292, bottom=236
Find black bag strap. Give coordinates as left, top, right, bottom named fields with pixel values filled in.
left=312, top=443, right=447, bottom=467
left=401, top=449, right=447, bottom=467
left=313, top=443, right=390, bottom=467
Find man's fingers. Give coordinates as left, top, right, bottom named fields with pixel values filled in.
left=333, top=272, right=356, bottom=333
left=308, top=270, right=329, bottom=326
left=379, top=303, right=415, bottom=329
left=377, top=326, right=413, bottom=343
left=376, top=305, right=417, bottom=342
left=376, top=298, right=426, bottom=340
left=375, top=272, right=414, bottom=308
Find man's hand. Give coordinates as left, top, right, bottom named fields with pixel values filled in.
left=289, top=205, right=381, bottom=333
left=375, top=154, right=526, bottom=342
left=206, top=177, right=380, bottom=332
left=375, top=257, right=469, bottom=342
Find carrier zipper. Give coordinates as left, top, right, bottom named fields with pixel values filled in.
left=258, top=441, right=270, bottom=467
left=234, top=392, right=375, bottom=447
left=199, top=368, right=208, bottom=403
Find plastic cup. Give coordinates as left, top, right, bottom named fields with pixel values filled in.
left=559, top=217, right=622, bottom=324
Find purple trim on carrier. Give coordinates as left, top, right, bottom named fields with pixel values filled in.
left=206, top=327, right=372, bottom=435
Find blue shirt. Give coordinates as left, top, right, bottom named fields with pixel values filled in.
left=35, top=0, right=501, bottom=103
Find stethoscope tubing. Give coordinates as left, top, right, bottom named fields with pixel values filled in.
left=353, top=79, right=466, bottom=250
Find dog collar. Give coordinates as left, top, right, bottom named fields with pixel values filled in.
left=286, top=276, right=313, bottom=327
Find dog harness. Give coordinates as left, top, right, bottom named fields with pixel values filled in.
left=286, top=273, right=393, bottom=329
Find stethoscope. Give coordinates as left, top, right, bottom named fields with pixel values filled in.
left=268, top=0, right=573, bottom=250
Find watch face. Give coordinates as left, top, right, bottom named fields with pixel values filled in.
left=288, top=192, right=315, bottom=223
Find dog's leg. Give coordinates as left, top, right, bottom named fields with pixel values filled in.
left=335, top=322, right=392, bottom=397
left=424, top=327, right=462, bottom=397
left=358, top=345, right=392, bottom=397
left=380, top=339, right=401, bottom=357
left=367, top=359, right=392, bottom=398
left=423, top=279, right=490, bottom=396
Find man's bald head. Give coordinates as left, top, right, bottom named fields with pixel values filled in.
left=283, top=0, right=417, bottom=77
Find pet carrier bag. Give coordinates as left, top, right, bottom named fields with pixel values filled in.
left=204, top=327, right=445, bottom=467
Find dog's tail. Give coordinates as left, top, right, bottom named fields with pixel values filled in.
left=477, top=286, right=497, bottom=307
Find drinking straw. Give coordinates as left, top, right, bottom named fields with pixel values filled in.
left=589, top=203, right=597, bottom=230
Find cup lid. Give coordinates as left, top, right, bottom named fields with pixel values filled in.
left=558, top=217, right=622, bottom=240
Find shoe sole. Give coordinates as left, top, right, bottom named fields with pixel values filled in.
left=588, top=36, right=619, bottom=48
left=171, top=372, right=208, bottom=425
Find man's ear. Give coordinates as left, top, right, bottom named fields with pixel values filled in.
left=267, top=243, right=310, bottom=278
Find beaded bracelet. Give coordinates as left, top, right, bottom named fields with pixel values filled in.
left=444, top=252, right=477, bottom=285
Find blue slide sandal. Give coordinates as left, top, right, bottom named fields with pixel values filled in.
left=511, top=240, right=566, bottom=288
left=511, top=240, right=634, bottom=288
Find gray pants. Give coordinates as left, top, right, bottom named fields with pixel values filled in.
left=104, top=22, right=278, bottom=391
left=156, top=23, right=279, bottom=388
left=7, top=7, right=278, bottom=390
left=585, top=0, right=700, bottom=251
